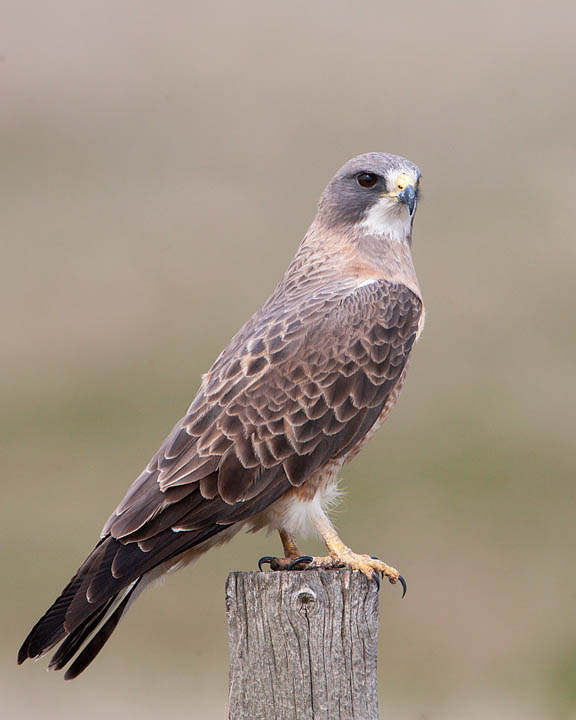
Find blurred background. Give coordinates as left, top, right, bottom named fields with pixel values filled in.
left=3, top=1, right=575, bottom=717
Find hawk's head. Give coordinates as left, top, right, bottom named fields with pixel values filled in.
left=318, top=152, right=421, bottom=241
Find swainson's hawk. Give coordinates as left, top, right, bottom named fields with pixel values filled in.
left=18, top=152, right=424, bottom=679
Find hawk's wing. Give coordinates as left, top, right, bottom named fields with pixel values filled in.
left=104, top=279, right=421, bottom=542
left=18, top=279, right=421, bottom=673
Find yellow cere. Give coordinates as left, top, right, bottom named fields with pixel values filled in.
left=395, top=173, right=412, bottom=192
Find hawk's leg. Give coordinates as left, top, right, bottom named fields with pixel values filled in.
left=294, top=515, right=406, bottom=595
left=257, top=530, right=313, bottom=571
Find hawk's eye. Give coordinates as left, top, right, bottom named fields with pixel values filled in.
left=356, top=172, right=379, bottom=188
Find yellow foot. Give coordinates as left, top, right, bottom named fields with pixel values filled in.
left=257, top=527, right=406, bottom=596
left=290, top=552, right=407, bottom=596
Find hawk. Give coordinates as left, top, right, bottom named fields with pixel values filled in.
left=18, top=152, right=424, bottom=679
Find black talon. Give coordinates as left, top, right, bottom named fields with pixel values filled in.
left=396, top=574, right=407, bottom=598
left=287, top=555, right=314, bottom=570
left=258, top=556, right=275, bottom=571
left=372, top=571, right=381, bottom=591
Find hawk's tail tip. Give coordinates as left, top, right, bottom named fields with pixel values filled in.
left=17, top=576, right=141, bottom=679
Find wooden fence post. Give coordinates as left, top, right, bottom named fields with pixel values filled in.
left=226, top=569, right=380, bottom=720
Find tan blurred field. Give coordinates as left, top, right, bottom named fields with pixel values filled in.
left=3, top=1, right=576, bottom=717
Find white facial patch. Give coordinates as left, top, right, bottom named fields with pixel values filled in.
left=359, top=196, right=413, bottom=243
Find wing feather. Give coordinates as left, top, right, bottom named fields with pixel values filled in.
left=106, top=279, right=421, bottom=542
left=20, top=279, right=422, bottom=673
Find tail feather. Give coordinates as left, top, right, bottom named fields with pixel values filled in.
left=18, top=516, right=233, bottom=677
left=64, top=580, right=140, bottom=680
left=18, top=538, right=113, bottom=664
left=17, top=570, right=87, bottom=664
left=48, top=598, right=115, bottom=671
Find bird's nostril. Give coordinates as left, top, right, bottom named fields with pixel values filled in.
left=395, top=172, right=412, bottom=193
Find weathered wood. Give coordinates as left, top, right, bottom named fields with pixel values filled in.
left=226, top=569, right=380, bottom=720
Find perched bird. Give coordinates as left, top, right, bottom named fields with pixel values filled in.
left=18, top=152, right=424, bottom=679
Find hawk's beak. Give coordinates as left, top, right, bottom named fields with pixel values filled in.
left=397, top=185, right=416, bottom=216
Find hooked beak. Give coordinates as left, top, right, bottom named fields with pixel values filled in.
left=397, top=184, right=416, bottom=216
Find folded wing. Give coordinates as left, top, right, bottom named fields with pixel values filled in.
left=18, top=279, right=421, bottom=676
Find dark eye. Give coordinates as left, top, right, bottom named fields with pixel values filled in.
left=356, top=172, right=379, bottom=188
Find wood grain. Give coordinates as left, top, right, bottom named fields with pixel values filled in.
left=226, top=569, right=380, bottom=720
